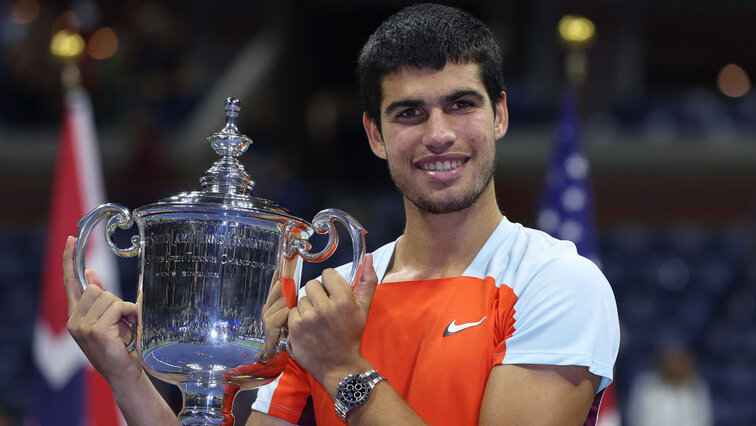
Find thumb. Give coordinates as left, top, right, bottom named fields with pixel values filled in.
left=353, top=253, right=378, bottom=312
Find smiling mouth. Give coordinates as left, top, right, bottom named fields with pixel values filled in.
left=416, top=158, right=468, bottom=172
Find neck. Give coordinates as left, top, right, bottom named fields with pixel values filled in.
left=384, top=183, right=503, bottom=282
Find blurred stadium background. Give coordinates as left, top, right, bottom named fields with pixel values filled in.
left=1, top=0, right=754, bottom=424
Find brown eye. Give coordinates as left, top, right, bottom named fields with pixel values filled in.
left=398, top=108, right=422, bottom=118
left=450, top=100, right=473, bottom=110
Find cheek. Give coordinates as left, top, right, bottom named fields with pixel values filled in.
left=460, top=120, right=493, bottom=150
left=384, top=129, right=418, bottom=156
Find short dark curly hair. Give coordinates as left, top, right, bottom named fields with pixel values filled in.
left=357, top=3, right=505, bottom=131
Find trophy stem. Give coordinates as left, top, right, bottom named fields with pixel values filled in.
left=177, top=379, right=240, bottom=426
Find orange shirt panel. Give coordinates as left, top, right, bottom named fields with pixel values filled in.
left=293, top=276, right=518, bottom=425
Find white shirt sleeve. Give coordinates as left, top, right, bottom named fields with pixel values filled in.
left=500, top=253, right=620, bottom=391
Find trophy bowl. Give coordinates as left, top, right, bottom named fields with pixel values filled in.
left=72, top=98, right=366, bottom=425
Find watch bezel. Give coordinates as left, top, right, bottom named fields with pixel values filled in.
left=339, top=374, right=372, bottom=405
left=334, top=370, right=384, bottom=421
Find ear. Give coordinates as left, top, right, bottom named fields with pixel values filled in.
left=363, top=112, right=387, bottom=160
left=494, top=90, right=509, bottom=140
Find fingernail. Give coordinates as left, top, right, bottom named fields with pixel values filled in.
left=66, top=236, right=73, bottom=248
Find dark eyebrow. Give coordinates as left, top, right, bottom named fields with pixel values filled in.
left=444, top=90, right=486, bottom=104
left=383, top=90, right=487, bottom=117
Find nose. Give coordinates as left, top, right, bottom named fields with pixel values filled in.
left=422, top=109, right=455, bottom=154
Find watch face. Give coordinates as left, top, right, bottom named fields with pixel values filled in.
left=341, top=376, right=370, bottom=405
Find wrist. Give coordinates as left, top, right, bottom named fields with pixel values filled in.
left=110, top=369, right=151, bottom=404
left=321, top=359, right=374, bottom=399
left=112, top=370, right=178, bottom=425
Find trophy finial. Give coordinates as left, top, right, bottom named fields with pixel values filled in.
left=208, top=97, right=251, bottom=157
left=222, top=97, right=241, bottom=132
left=225, top=97, right=240, bottom=118
left=200, top=97, right=255, bottom=194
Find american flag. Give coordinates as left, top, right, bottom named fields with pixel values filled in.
left=32, top=75, right=124, bottom=425
left=537, top=87, right=618, bottom=426
left=537, top=88, right=600, bottom=265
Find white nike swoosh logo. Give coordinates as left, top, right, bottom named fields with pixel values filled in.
left=443, top=316, right=487, bottom=337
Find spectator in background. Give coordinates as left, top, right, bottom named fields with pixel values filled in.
left=627, top=344, right=713, bottom=426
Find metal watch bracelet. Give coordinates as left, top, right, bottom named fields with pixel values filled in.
left=334, top=369, right=386, bottom=421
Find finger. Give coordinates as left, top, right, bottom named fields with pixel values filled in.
left=98, top=300, right=133, bottom=326
left=319, top=268, right=351, bottom=302
left=99, top=301, right=136, bottom=344
left=72, top=284, right=104, bottom=320
left=296, top=295, right=314, bottom=319
left=265, top=303, right=290, bottom=330
left=63, top=236, right=83, bottom=314
left=269, top=271, right=280, bottom=292
left=353, top=253, right=378, bottom=312
left=120, top=301, right=138, bottom=321
left=263, top=278, right=283, bottom=311
left=304, top=279, right=329, bottom=310
left=297, top=295, right=313, bottom=310
left=263, top=296, right=289, bottom=326
left=82, top=290, right=119, bottom=324
left=265, top=292, right=288, bottom=314
left=85, top=269, right=106, bottom=291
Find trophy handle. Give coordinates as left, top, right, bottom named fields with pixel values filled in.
left=74, top=203, right=140, bottom=351
left=296, top=208, right=367, bottom=288
left=276, top=210, right=366, bottom=360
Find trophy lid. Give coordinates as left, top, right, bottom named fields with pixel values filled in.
left=134, top=97, right=304, bottom=224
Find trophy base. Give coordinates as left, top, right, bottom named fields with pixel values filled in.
left=178, top=379, right=240, bottom=426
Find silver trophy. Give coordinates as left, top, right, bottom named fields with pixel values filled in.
left=72, top=98, right=366, bottom=425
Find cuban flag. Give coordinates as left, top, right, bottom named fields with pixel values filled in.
left=536, top=87, right=619, bottom=426
left=32, top=75, right=124, bottom=425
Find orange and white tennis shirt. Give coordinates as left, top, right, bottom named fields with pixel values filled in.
left=252, top=217, right=620, bottom=425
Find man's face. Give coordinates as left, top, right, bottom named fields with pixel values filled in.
left=364, top=62, right=508, bottom=214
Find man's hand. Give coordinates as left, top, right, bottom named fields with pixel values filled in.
left=259, top=275, right=290, bottom=362
left=287, top=254, right=378, bottom=396
left=255, top=254, right=430, bottom=425
left=63, top=236, right=142, bottom=388
left=63, top=236, right=177, bottom=425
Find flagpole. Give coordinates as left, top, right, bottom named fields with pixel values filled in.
left=32, top=29, right=125, bottom=426
left=557, top=14, right=595, bottom=88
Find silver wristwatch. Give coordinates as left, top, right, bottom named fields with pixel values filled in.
left=334, top=369, right=386, bottom=421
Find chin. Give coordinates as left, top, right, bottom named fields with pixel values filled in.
left=411, top=193, right=479, bottom=214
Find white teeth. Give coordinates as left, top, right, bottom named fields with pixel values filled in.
left=419, top=159, right=463, bottom=171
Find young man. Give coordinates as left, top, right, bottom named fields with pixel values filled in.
left=249, top=4, right=619, bottom=425
left=63, top=4, right=619, bottom=425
